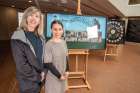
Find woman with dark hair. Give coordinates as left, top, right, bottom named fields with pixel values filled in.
left=44, top=20, right=69, bottom=93
left=11, top=6, right=45, bottom=93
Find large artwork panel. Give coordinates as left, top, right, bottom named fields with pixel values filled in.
left=46, top=13, right=107, bottom=49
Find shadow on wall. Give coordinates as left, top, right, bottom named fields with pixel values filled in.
left=126, top=19, right=140, bottom=43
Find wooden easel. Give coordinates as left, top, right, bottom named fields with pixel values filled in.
left=104, top=44, right=119, bottom=62
left=68, top=49, right=91, bottom=89
left=67, top=0, right=90, bottom=90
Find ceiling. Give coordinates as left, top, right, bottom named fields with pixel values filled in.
left=0, top=0, right=124, bottom=17
left=129, top=0, right=140, bottom=5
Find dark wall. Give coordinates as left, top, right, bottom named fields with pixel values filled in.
left=126, top=18, right=140, bottom=43
left=0, top=6, right=18, bottom=40
left=0, top=6, right=18, bottom=52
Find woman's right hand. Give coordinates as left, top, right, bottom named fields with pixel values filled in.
left=41, top=72, right=45, bottom=81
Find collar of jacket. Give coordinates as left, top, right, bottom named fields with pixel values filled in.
left=11, top=27, right=36, bottom=57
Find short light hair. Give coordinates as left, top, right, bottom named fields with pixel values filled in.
left=20, top=6, right=44, bottom=36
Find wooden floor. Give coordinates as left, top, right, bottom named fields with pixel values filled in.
left=0, top=42, right=140, bottom=93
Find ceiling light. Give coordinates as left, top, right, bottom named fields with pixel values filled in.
left=28, top=0, right=32, bottom=3
left=11, top=5, right=15, bottom=7
left=61, top=0, right=67, bottom=4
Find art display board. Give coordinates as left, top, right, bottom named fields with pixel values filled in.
left=46, top=13, right=107, bottom=49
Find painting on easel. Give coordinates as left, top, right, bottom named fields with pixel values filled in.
left=45, top=13, right=107, bottom=49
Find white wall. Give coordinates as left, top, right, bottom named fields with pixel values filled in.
left=108, top=0, right=140, bottom=17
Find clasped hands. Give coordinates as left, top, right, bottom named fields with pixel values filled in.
left=60, top=72, right=69, bottom=80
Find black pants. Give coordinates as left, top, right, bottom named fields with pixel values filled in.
left=18, top=79, right=41, bottom=93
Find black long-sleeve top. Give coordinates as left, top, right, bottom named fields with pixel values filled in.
left=44, top=56, right=69, bottom=79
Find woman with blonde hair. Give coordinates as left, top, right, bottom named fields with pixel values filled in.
left=11, top=6, right=45, bottom=93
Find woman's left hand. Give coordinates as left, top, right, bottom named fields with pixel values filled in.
left=64, top=72, right=69, bottom=79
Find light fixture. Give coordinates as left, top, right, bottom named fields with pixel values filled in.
left=11, top=5, right=15, bottom=7
left=61, top=0, right=67, bottom=4
left=28, top=0, right=32, bottom=3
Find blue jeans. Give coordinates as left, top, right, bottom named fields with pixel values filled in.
left=18, top=79, right=41, bottom=93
